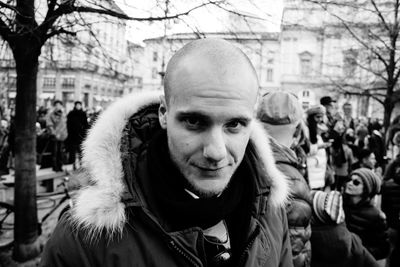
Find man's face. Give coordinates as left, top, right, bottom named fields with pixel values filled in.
left=75, top=103, right=82, bottom=110
left=55, top=103, right=63, bottom=111
left=343, top=104, right=352, bottom=116
left=160, top=60, right=257, bottom=198
left=363, top=153, right=376, bottom=169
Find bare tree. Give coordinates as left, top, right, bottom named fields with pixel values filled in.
left=0, top=0, right=233, bottom=261
left=298, top=0, right=400, bottom=134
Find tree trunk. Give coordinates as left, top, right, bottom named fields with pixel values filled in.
left=11, top=44, right=41, bottom=261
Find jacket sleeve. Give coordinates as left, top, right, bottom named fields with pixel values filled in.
left=40, top=216, right=93, bottom=267
left=279, top=206, right=295, bottom=267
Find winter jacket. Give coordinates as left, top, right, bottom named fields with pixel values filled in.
left=66, top=108, right=89, bottom=146
left=41, top=91, right=293, bottom=267
left=382, top=156, right=400, bottom=229
left=269, top=138, right=312, bottom=267
left=344, top=202, right=390, bottom=260
left=46, top=109, right=67, bottom=141
left=310, top=222, right=379, bottom=267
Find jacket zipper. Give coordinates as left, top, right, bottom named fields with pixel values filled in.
left=168, top=240, right=201, bottom=267
left=236, top=224, right=261, bottom=267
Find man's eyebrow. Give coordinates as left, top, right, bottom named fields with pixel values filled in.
left=176, top=111, right=252, bottom=123
left=176, top=111, right=210, bottom=120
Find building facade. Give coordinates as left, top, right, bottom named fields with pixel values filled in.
left=0, top=0, right=142, bottom=112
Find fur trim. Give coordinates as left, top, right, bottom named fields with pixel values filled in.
left=71, top=91, right=161, bottom=239
left=250, top=121, right=290, bottom=206
left=71, top=91, right=288, bottom=238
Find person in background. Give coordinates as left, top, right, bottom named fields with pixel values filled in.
left=368, top=121, right=386, bottom=173
left=305, top=105, right=333, bottom=190
left=342, top=102, right=355, bottom=130
left=351, top=148, right=377, bottom=172
left=320, top=96, right=337, bottom=131
left=343, top=168, right=390, bottom=262
left=310, top=190, right=379, bottom=267
left=41, top=38, right=293, bottom=267
left=46, top=100, right=68, bottom=172
left=0, top=120, right=9, bottom=175
left=382, top=131, right=400, bottom=267
left=67, top=101, right=89, bottom=170
left=258, top=91, right=312, bottom=267
left=330, top=117, right=354, bottom=191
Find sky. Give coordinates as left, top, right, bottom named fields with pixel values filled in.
left=115, top=0, right=284, bottom=43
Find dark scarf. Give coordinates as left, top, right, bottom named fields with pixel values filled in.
left=143, top=130, right=256, bottom=256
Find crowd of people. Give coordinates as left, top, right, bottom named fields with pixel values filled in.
left=0, top=100, right=103, bottom=175
left=285, top=94, right=400, bottom=267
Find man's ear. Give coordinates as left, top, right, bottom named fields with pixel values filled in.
left=159, top=95, right=167, bottom=129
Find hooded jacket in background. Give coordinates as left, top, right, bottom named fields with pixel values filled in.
left=41, top=92, right=293, bottom=267
left=269, top=137, right=312, bottom=267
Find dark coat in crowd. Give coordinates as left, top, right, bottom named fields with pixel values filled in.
left=66, top=108, right=88, bottom=147
left=344, top=201, right=390, bottom=260
left=41, top=92, right=293, bottom=267
left=270, top=138, right=312, bottom=267
left=382, top=156, right=400, bottom=230
left=310, top=222, right=379, bottom=267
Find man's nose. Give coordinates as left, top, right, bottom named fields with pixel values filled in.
left=203, top=129, right=227, bottom=162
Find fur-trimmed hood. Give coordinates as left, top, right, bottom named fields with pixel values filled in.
left=71, top=91, right=289, bottom=238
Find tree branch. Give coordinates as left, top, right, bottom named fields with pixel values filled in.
left=370, top=0, right=391, bottom=32
left=45, top=27, right=77, bottom=40
left=0, top=16, right=12, bottom=43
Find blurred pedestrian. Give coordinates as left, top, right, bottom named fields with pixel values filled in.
left=258, top=91, right=312, bottom=267
left=342, top=102, right=355, bottom=130
left=46, top=100, right=67, bottom=172
left=310, top=190, right=379, bottom=267
left=320, top=96, right=337, bottom=130
left=343, top=168, right=390, bottom=261
left=382, top=131, right=400, bottom=267
left=330, top=117, right=354, bottom=191
left=305, top=105, right=333, bottom=190
left=0, top=120, right=9, bottom=175
left=67, top=101, right=89, bottom=170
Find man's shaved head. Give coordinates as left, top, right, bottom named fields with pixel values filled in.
left=164, top=38, right=259, bottom=106
left=158, top=38, right=259, bottom=198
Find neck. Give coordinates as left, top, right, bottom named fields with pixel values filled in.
left=348, top=195, right=363, bottom=205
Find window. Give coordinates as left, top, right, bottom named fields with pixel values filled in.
left=302, top=90, right=310, bottom=97
left=267, top=58, right=274, bottom=64
left=153, top=51, right=158, bottom=62
left=152, top=68, right=158, bottom=79
left=61, top=76, right=75, bottom=88
left=43, top=77, right=56, bottom=88
left=299, top=51, right=313, bottom=77
left=266, top=68, right=273, bottom=82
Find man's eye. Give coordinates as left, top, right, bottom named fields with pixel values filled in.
left=226, top=120, right=245, bottom=132
left=184, top=117, right=202, bottom=129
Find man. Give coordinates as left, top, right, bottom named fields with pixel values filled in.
left=41, top=39, right=292, bottom=266
left=351, top=148, right=377, bottom=171
left=258, top=92, right=312, bottom=267
left=320, top=96, right=336, bottom=131
left=342, top=102, right=355, bottom=130
left=66, top=101, right=89, bottom=170
left=46, top=100, right=67, bottom=172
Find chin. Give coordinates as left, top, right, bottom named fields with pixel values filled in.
left=187, top=179, right=229, bottom=198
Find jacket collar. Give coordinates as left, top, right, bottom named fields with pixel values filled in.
left=70, top=91, right=289, bottom=239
